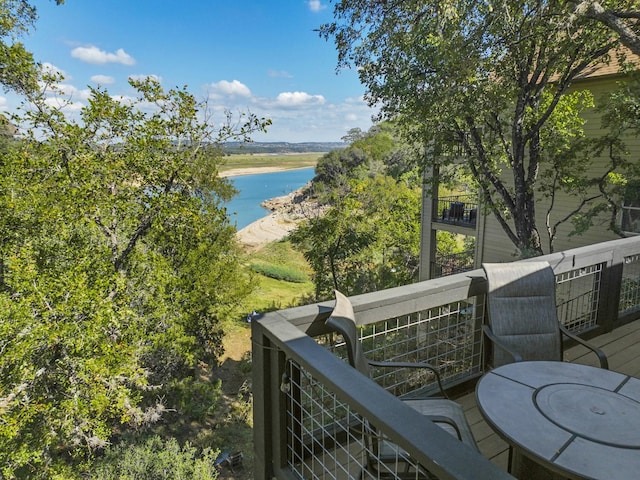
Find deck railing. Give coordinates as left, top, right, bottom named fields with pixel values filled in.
left=434, top=195, right=478, bottom=228
left=252, top=236, right=640, bottom=480
left=431, top=249, right=476, bottom=278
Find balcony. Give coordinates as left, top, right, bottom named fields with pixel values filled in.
left=434, top=195, right=478, bottom=229
left=252, top=236, right=640, bottom=480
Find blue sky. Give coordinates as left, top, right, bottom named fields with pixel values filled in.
left=7, top=0, right=376, bottom=143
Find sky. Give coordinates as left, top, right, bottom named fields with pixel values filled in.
left=5, top=0, right=377, bottom=143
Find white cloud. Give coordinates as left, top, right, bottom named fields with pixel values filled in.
left=49, top=83, right=93, bottom=103
left=41, top=62, right=69, bottom=80
left=275, top=91, right=325, bottom=107
left=90, top=74, right=115, bottom=85
left=43, top=96, right=84, bottom=112
left=268, top=69, right=293, bottom=78
left=110, top=94, right=137, bottom=106
left=0, top=96, right=7, bottom=111
left=128, top=74, right=162, bottom=83
left=71, top=46, right=136, bottom=66
left=209, top=79, right=252, bottom=98
left=308, top=0, right=327, bottom=13
left=345, top=95, right=368, bottom=105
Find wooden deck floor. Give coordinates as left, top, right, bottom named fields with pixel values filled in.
left=458, top=319, right=640, bottom=472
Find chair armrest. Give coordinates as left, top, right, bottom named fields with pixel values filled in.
left=426, top=415, right=463, bottom=441
left=482, top=325, right=523, bottom=364
left=368, top=359, right=448, bottom=398
left=559, top=324, right=609, bottom=369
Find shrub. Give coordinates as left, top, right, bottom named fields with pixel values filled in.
left=165, top=376, right=222, bottom=421
left=90, top=435, right=219, bottom=480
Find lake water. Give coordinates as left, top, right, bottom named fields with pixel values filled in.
left=226, top=167, right=315, bottom=229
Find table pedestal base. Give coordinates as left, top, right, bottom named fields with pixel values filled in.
left=512, top=450, right=569, bottom=480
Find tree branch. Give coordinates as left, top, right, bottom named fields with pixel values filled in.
left=574, top=1, right=640, bottom=56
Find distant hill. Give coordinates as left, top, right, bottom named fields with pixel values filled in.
left=223, top=141, right=346, bottom=154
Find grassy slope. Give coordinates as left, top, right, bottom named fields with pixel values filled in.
left=222, top=240, right=313, bottom=361
left=215, top=240, right=314, bottom=479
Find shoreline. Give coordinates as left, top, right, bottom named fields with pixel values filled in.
left=226, top=166, right=319, bottom=249
left=219, top=165, right=314, bottom=178
left=235, top=211, right=300, bottom=250
left=235, top=185, right=324, bottom=250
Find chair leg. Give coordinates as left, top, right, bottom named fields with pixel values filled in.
left=507, top=445, right=513, bottom=473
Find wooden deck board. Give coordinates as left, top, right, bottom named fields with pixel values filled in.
left=459, top=319, right=640, bottom=471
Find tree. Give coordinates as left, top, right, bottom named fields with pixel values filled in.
left=0, top=0, right=39, bottom=95
left=321, top=0, right=626, bottom=256
left=314, top=122, right=413, bottom=196
left=571, top=1, right=640, bottom=56
left=0, top=73, right=269, bottom=477
left=313, top=146, right=368, bottom=191
left=291, top=174, right=421, bottom=298
left=341, top=127, right=366, bottom=143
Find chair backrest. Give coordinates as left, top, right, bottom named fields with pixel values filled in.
left=483, top=262, right=562, bottom=367
left=325, top=290, right=371, bottom=377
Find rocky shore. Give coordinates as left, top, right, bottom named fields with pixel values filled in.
left=235, top=185, right=325, bottom=250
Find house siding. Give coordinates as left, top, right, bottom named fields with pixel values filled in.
left=480, top=75, right=639, bottom=263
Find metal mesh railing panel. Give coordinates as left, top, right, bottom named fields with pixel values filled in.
left=366, top=301, right=481, bottom=396
left=555, top=264, right=602, bottom=332
left=431, top=250, right=475, bottom=279
left=323, top=300, right=483, bottom=397
left=620, top=254, right=640, bottom=316
left=284, top=359, right=365, bottom=479
left=283, top=359, right=435, bottom=480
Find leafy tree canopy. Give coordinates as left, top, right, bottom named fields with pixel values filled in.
left=0, top=68, right=269, bottom=477
left=314, top=122, right=414, bottom=194
left=292, top=173, right=421, bottom=298
left=0, top=1, right=274, bottom=477
left=321, top=0, right=634, bottom=256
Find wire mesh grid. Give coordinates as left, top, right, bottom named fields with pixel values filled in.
left=322, top=300, right=483, bottom=398
left=620, top=254, right=640, bottom=315
left=555, top=263, right=602, bottom=332
left=283, top=359, right=434, bottom=480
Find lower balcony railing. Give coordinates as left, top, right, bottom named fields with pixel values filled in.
left=252, top=236, right=640, bottom=480
left=434, top=195, right=478, bottom=228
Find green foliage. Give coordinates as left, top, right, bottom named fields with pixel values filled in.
left=90, top=436, right=219, bottom=480
left=165, top=377, right=222, bottom=422
left=566, top=73, right=640, bottom=237
left=0, top=0, right=40, bottom=95
left=249, top=262, right=309, bottom=283
left=291, top=174, right=421, bottom=298
left=227, top=380, right=253, bottom=425
left=314, top=122, right=419, bottom=201
left=575, top=1, right=640, bottom=56
left=320, top=0, right=628, bottom=255
left=314, top=147, right=368, bottom=191
left=0, top=73, right=269, bottom=477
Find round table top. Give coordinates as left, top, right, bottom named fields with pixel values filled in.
left=476, top=361, right=640, bottom=480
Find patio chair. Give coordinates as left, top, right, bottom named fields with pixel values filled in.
left=482, top=261, right=609, bottom=369
left=326, top=290, right=478, bottom=479
left=482, top=261, right=609, bottom=474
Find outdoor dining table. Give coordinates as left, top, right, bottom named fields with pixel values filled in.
left=475, top=361, right=640, bottom=480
